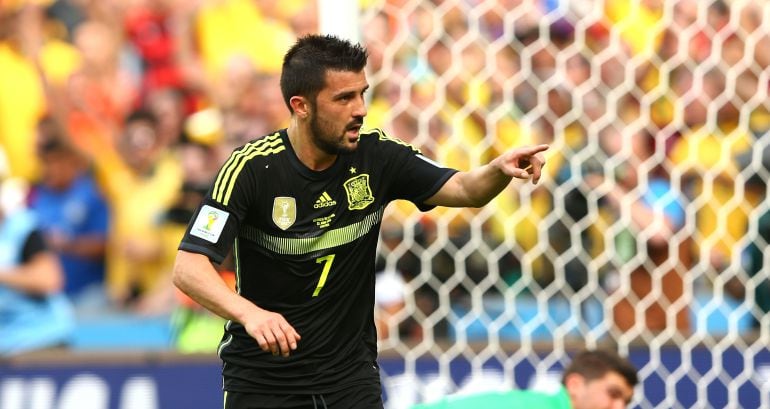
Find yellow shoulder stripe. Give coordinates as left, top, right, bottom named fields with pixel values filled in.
left=212, top=132, right=283, bottom=204
left=221, top=145, right=285, bottom=205
left=368, top=128, right=421, bottom=153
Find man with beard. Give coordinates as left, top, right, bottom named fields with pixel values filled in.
left=173, top=34, right=548, bottom=409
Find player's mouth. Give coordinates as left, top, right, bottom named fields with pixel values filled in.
left=346, top=123, right=362, bottom=139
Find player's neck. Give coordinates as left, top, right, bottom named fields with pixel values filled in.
left=287, top=120, right=337, bottom=172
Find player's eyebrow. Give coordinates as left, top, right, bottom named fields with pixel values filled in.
left=607, top=385, right=632, bottom=404
left=332, top=85, right=369, bottom=101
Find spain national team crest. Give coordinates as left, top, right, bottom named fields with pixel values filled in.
left=272, top=197, right=296, bottom=230
left=343, top=174, right=374, bottom=210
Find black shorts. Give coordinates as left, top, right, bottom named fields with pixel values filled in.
left=223, top=382, right=384, bottom=409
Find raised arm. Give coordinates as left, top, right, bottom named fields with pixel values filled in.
left=172, top=250, right=301, bottom=357
left=425, top=144, right=549, bottom=208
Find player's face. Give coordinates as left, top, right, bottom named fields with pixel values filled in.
left=308, top=69, right=368, bottom=155
left=567, top=372, right=634, bottom=409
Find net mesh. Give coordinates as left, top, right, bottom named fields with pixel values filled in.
left=357, top=0, right=770, bottom=407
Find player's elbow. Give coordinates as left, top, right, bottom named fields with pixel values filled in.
left=460, top=190, right=491, bottom=208
left=466, top=195, right=490, bottom=208
left=171, top=251, right=195, bottom=293
left=171, top=264, right=185, bottom=292
left=459, top=176, right=493, bottom=207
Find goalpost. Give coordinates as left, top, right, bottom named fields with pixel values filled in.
left=321, top=1, right=770, bottom=407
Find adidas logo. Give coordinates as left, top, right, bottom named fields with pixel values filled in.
left=313, top=192, right=337, bottom=209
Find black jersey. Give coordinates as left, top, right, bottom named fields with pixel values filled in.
left=179, top=128, right=457, bottom=394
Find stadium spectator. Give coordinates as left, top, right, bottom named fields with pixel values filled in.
left=96, top=109, right=182, bottom=309
left=0, top=167, right=74, bottom=355
left=588, top=129, right=690, bottom=333
left=192, top=0, right=296, bottom=95
left=411, top=349, right=638, bottom=409
left=123, top=0, right=199, bottom=112
left=0, top=3, right=49, bottom=182
left=221, top=72, right=290, bottom=150
left=65, top=19, right=136, bottom=158
left=167, top=140, right=233, bottom=351
left=29, top=121, right=110, bottom=311
left=145, top=87, right=188, bottom=148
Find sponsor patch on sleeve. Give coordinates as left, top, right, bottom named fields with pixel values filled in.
left=190, top=205, right=230, bottom=243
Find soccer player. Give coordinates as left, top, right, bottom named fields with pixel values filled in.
left=412, top=349, right=638, bottom=409
left=173, top=34, right=548, bottom=409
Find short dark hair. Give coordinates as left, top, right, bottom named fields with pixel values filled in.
left=36, top=116, right=68, bottom=145
left=38, top=136, right=77, bottom=157
left=280, top=34, right=368, bottom=113
left=562, top=349, right=639, bottom=388
left=124, top=109, right=159, bottom=127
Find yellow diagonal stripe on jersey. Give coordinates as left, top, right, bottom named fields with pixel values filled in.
left=222, top=144, right=286, bottom=205
left=323, top=192, right=332, bottom=201
left=369, top=128, right=421, bottom=153
left=216, top=134, right=284, bottom=203
left=212, top=133, right=279, bottom=202
left=212, top=133, right=282, bottom=204
left=241, top=206, right=385, bottom=255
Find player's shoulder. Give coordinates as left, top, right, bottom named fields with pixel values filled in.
left=228, top=131, right=288, bottom=165
left=359, top=128, right=420, bottom=153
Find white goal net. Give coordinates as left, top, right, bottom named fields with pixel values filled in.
left=348, top=0, right=770, bottom=407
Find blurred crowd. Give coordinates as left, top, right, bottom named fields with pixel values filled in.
left=363, top=0, right=770, bottom=343
left=0, top=0, right=769, bottom=355
left=0, top=0, right=310, bottom=354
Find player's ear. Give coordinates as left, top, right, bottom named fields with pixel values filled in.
left=564, top=373, right=586, bottom=396
left=290, top=96, right=310, bottom=119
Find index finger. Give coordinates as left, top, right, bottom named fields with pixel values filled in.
left=520, top=144, right=550, bottom=156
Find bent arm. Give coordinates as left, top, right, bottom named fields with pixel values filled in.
left=172, top=249, right=301, bottom=356
left=172, top=250, right=260, bottom=323
left=425, top=144, right=549, bottom=208
left=0, top=252, right=63, bottom=295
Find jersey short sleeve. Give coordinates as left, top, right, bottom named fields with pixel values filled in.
left=178, top=145, right=260, bottom=264
left=374, top=130, right=458, bottom=211
left=21, top=230, right=48, bottom=263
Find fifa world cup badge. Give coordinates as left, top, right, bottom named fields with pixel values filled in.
left=272, top=197, right=297, bottom=230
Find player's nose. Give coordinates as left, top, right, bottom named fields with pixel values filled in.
left=352, top=95, right=367, bottom=118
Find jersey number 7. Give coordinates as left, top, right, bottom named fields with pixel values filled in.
left=313, top=254, right=336, bottom=297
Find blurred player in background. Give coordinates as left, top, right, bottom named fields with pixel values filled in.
left=173, top=34, right=547, bottom=409
left=412, top=349, right=638, bottom=409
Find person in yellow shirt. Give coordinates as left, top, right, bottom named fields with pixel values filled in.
left=194, top=0, right=298, bottom=83
left=0, top=4, right=47, bottom=182
left=0, top=2, right=81, bottom=182
left=95, top=110, right=183, bottom=308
